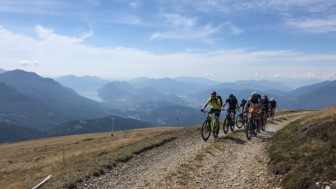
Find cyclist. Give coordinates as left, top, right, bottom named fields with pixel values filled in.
left=261, top=95, right=270, bottom=120
left=222, top=94, right=239, bottom=123
left=244, top=91, right=262, bottom=119
left=201, top=91, right=222, bottom=130
left=239, top=99, right=247, bottom=111
left=270, top=97, right=277, bottom=116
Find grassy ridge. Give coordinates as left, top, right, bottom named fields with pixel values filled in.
left=0, top=127, right=181, bottom=189
left=268, top=107, right=336, bottom=188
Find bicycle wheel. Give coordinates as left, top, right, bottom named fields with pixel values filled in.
left=230, top=117, right=235, bottom=132
left=270, top=110, right=274, bottom=120
left=256, top=119, right=261, bottom=133
left=253, top=121, right=258, bottom=136
left=246, top=121, right=252, bottom=140
left=236, top=114, right=244, bottom=129
left=223, top=118, right=230, bottom=134
left=261, top=117, right=266, bottom=131
left=213, top=121, right=219, bottom=138
left=201, top=120, right=211, bottom=141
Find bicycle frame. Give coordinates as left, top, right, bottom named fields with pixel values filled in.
left=222, top=109, right=236, bottom=134
left=207, top=113, right=216, bottom=132
left=246, top=111, right=259, bottom=140
left=236, top=110, right=248, bottom=129
left=201, top=110, right=220, bottom=141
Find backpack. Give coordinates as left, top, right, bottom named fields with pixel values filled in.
left=213, top=95, right=223, bottom=106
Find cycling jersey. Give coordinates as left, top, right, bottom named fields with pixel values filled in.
left=240, top=101, right=247, bottom=109
left=270, top=101, right=277, bottom=109
left=225, top=97, right=238, bottom=110
left=207, top=97, right=221, bottom=110
left=261, top=99, right=270, bottom=111
left=249, top=96, right=261, bottom=108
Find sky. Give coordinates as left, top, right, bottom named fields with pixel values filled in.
left=0, top=0, right=336, bottom=84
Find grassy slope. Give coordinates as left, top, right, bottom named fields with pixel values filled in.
left=1, top=108, right=335, bottom=189
left=268, top=107, right=336, bottom=188
left=0, top=127, right=182, bottom=189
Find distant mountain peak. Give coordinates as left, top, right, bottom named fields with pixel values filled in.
left=2, top=69, right=41, bottom=78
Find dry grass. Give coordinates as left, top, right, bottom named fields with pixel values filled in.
left=268, top=106, right=336, bottom=188
left=0, top=127, right=181, bottom=189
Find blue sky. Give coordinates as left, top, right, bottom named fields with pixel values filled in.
left=0, top=0, right=336, bottom=83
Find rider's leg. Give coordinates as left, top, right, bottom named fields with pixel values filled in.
left=215, top=116, right=220, bottom=128
left=232, top=109, right=236, bottom=123
left=215, top=111, right=220, bottom=129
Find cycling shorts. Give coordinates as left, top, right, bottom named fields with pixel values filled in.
left=210, top=108, right=221, bottom=117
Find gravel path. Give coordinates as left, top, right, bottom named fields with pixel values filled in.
left=76, top=112, right=308, bottom=189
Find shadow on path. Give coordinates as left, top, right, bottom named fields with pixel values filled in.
left=218, top=135, right=247, bottom=145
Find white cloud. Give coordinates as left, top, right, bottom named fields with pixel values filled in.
left=286, top=17, right=336, bottom=33
left=163, top=13, right=196, bottom=27
left=195, top=0, right=336, bottom=14
left=18, top=59, right=39, bottom=67
left=0, top=25, right=335, bottom=81
left=127, top=0, right=141, bottom=8
left=150, top=16, right=221, bottom=41
left=229, top=25, right=243, bottom=35
left=204, top=72, right=213, bottom=78
left=35, top=25, right=93, bottom=43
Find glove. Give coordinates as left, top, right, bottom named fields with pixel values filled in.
left=200, top=109, right=204, bottom=112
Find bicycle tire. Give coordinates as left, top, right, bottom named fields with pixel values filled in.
left=201, top=120, right=211, bottom=141
left=246, top=121, right=252, bottom=140
left=230, top=117, right=234, bottom=132
left=253, top=120, right=258, bottom=136
left=261, top=117, right=266, bottom=131
left=213, top=120, right=219, bottom=138
left=223, top=118, right=229, bottom=134
left=270, top=111, right=274, bottom=120
left=236, top=114, right=244, bottom=129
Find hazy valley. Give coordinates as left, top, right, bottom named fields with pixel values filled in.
left=0, top=69, right=336, bottom=142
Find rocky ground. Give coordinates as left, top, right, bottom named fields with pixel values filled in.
left=76, top=112, right=309, bottom=189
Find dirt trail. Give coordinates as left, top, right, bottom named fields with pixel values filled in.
left=76, top=111, right=309, bottom=189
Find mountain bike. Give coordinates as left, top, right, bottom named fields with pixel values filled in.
left=260, top=111, right=267, bottom=131
left=269, top=108, right=275, bottom=120
left=236, top=110, right=248, bottom=129
left=201, top=110, right=220, bottom=141
left=222, top=109, right=235, bottom=134
left=246, top=112, right=259, bottom=140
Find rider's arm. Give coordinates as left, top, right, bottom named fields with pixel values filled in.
left=201, top=102, right=209, bottom=111
left=243, top=100, right=250, bottom=111
left=221, top=102, right=227, bottom=109
left=201, top=98, right=211, bottom=110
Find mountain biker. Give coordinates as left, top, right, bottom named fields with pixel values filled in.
left=239, top=99, right=247, bottom=111
left=222, top=94, right=239, bottom=123
left=261, top=95, right=271, bottom=120
left=244, top=91, right=261, bottom=119
left=270, top=97, right=277, bottom=115
left=201, top=91, right=222, bottom=130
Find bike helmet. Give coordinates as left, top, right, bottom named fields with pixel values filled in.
left=241, top=99, right=246, bottom=102
left=251, top=91, right=257, bottom=96
left=211, top=91, right=217, bottom=96
left=271, top=97, right=274, bottom=101
left=229, top=94, right=234, bottom=98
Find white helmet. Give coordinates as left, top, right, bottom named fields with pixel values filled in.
left=251, top=91, right=257, bottom=96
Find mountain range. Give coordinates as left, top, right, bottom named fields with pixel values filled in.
left=1, top=69, right=336, bottom=143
